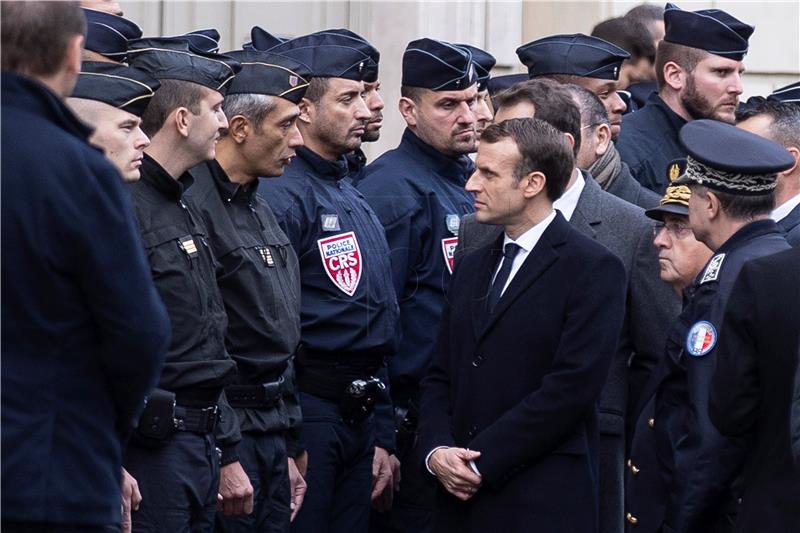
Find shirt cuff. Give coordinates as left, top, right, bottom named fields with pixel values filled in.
left=425, top=446, right=450, bottom=475
left=468, top=459, right=481, bottom=476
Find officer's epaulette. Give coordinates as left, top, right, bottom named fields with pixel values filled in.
left=699, top=253, right=725, bottom=284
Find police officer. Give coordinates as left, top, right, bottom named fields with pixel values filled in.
left=357, top=38, right=480, bottom=533
left=625, top=160, right=713, bottom=533
left=516, top=33, right=630, bottom=140
left=186, top=49, right=313, bottom=532
left=2, top=4, right=169, bottom=532
left=616, top=3, right=754, bottom=193
left=124, top=37, right=246, bottom=532
left=257, top=34, right=399, bottom=533
left=455, top=43, right=496, bottom=138
left=81, top=6, right=141, bottom=63
left=652, top=120, right=794, bottom=533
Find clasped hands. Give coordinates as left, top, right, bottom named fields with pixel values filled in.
left=429, top=447, right=482, bottom=501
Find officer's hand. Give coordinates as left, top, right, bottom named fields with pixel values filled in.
left=294, top=450, right=308, bottom=478
left=287, top=457, right=307, bottom=522
left=120, top=467, right=141, bottom=533
left=372, top=446, right=394, bottom=502
left=429, top=447, right=482, bottom=501
left=372, top=453, right=401, bottom=512
left=217, top=461, right=254, bottom=516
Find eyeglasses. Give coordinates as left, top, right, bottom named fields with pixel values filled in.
left=653, top=221, right=693, bottom=239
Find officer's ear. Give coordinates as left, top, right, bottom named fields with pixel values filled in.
left=399, top=97, right=417, bottom=127
left=704, top=188, right=722, bottom=220
left=298, top=98, right=313, bottom=126
left=781, top=145, right=800, bottom=176
left=227, top=115, right=250, bottom=144
left=172, top=107, right=191, bottom=138
left=663, top=61, right=685, bottom=92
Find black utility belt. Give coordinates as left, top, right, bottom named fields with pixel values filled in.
left=300, top=370, right=386, bottom=427
left=226, top=378, right=283, bottom=409
left=133, top=388, right=219, bottom=448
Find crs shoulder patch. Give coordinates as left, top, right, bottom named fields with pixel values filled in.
left=685, top=321, right=717, bottom=357
left=700, top=253, right=726, bottom=284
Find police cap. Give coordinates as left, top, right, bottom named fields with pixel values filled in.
left=487, top=74, right=528, bottom=98
left=516, top=34, right=630, bottom=81
left=224, top=50, right=311, bottom=103
left=646, top=158, right=691, bottom=220
left=663, top=3, right=754, bottom=61
left=71, top=61, right=160, bottom=117
left=82, top=8, right=142, bottom=61
left=244, top=26, right=288, bottom=51
left=768, top=81, right=800, bottom=104
left=402, top=38, right=478, bottom=91
left=268, top=33, right=376, bottom=82
left=127, top=37, right=241, bottom=95
left=307, top=29, right=380, bottom=82
left=455, top=44, right=496, bottom=92
left=674, top=120, right=795, bottom=194
left=175, top=29, right=221, bottom=54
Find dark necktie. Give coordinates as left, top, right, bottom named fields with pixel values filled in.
left=487, top=243, right=521, bottom=313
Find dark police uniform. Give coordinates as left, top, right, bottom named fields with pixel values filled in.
left=644, top=120, right=795, bottom=533
left=708, top=247, right=800, bottom=533
left=1, top=70, right=169, bottom=532
left=616, top=3, right=754, bottom=195
left=259, top=31, right=397, bottom=533
left=124, top=38, right=242, bottom=533
left=358, top=38, right=481, bottom=533
left=186, top=49, right=314, bottom=533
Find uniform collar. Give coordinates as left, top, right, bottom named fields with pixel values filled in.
left=2, top=72, right=95, bottom=143
left=141, top=153, right=193, bottom=200
left=207, top=159, right=257, bottom=204
left=716, top=219, right=782, bottom=255
left=401, top=128, right=475, bottom=184
left=295, top=146, right=350, bottom=181
left=649, top=93, right=687, bottom=135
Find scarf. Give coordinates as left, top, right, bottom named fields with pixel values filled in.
left=589, top=142, right=623, bottom=190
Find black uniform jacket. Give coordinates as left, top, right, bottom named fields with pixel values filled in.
left=655, top=220, right=790, bottom=533
left=187, top=161, right=301, bottom=438
left=616, top=93, right=687, bottom=194
left=778, top=202, right=800, bottom=246
left=419, top=212, right=627, bottom=533
left=709, top=247, right=800, bottom=533
left=1, top=73, right=169, bottom=526
left=128, top=155, right=238, bottom=453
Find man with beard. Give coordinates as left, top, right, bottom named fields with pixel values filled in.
left=616, top=3, right=754, bottom=194
left=258, top=35, right=399, bottom=533
left=357, top=38, right=480, bottom=533
left=516, top=33, right=630, bottom=140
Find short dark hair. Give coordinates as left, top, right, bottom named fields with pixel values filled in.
left=655, top=40, right=707, bottom=89
left=221, top=93, right=276, bottom=135
left=736, top=100, right=800, bottom=149
left=495, top=79, right=582, bottom=157
left=625, top=4, right=664, bottom=24
left=141, top=79, right=207, bottom=137
left=304, top=77, right=330, bottom=104
left=697, top=185, right=776, bottom=220
left=563, top=84, right=609, bottom=127
left=400, top=85, right=425, bottom=103
left=591, top=17, right=656, bottom=63
left=1, top=1, right=86, bottom=77
left=481, top=118, right=575, bottom=201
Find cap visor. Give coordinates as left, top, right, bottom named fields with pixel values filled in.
left=645, top=203, right=689, bottom=221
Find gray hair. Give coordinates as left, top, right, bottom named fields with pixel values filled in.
left=221, top=93, right=276, bottom=134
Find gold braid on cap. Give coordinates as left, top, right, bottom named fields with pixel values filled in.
left=660, top=184, right=691, bottom=207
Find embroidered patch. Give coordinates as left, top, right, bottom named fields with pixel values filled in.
left=321, top=214, right=340, bottom=232
left=700, top=253, right=726, bottom=284
left=445, top=214, right=460, bottom=236
left=441, top=237, right=459, bottom=274
left=317, top=231, right=362, bottom=296
left=685, top=321, right=717, bottom=357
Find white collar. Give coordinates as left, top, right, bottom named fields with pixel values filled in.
left=503, top=209, right=557, bottom=252
left=772, top=192, right=800, bottom=222
left=553, top=169, right=585, bottom=221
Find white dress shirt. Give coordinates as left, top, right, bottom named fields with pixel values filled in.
left=552, top=168, right=584, bottom=222
left=492, top=209, right=558, bottom=297
left=772, top=192, right=800, bottom=223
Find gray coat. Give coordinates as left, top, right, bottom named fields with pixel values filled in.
left=456, top=174, right=680, bottom=533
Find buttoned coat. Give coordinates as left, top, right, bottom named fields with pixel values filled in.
left=455, top=175, right=680, bottom=533
left=419, top=212, right=627, bottom=532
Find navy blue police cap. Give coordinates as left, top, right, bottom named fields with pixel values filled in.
left=768, top=81, right=800, bottom=104
left=487, top=73, right=528, bottom=97
left=673, top=120, right=794, bottom=194
left=402, top=38, right=478, bottom=91
left=311, top=29, right=380, bottom=82
left=646, top=159, right=691, bottom=220
left=455, top=44, right=496, bottom=91
left=516, top=34, right=630, bottom=81
left=224, top=50, right=312, bottom=104
left=244, top=26, right=288, bottom=52
left=663, top=3, right=754, bottom=61
left=82, top=8, right=142, bottom=61
left=174, top=29, right=221, bottom=54
left=127, top=37, right=241, bottom=95
left=268, top=33, right=376, bottom=82
left=72, top=61, right=160, bottom=117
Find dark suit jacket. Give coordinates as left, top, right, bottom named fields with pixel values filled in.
left=420, top=212, right=626, bottom=532
left=456, top=174, right=680, bottom=533
left=709, top=247, right=800, bottom=533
